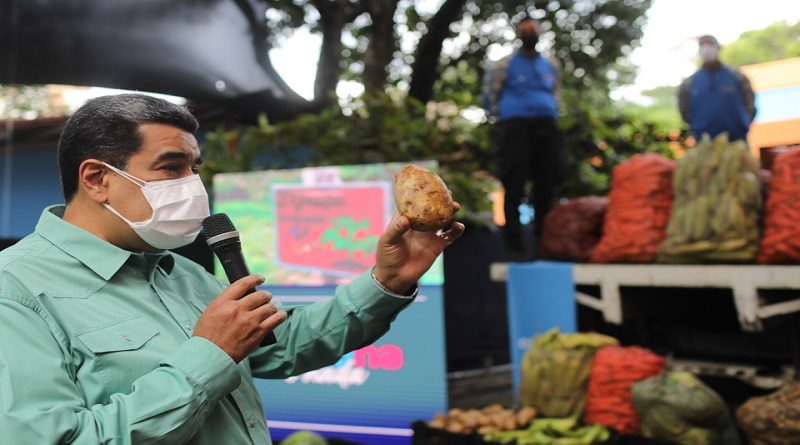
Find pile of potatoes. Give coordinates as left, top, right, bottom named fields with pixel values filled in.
left=428, top=404, right=538, bottom=435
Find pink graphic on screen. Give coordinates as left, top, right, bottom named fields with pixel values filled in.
left=273, top=184, right=389, bottom=276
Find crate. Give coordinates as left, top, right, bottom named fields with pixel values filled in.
left=412, top=421, right=498, bottom=445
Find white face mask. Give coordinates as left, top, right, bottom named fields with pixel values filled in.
left=102, top=162, right=210, bottom=250
left=699, top=44, right=719, bottom=63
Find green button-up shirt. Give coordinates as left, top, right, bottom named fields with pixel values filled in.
left=0, top=206, right=414, bottom=444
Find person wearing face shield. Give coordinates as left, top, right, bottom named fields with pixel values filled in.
left=678, top=35, right=756, bottom=142
left=482, top=16, right=563, bottom=261
left=0, top=94, right=464, bottom=444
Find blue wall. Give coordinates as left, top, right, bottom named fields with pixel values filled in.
left=0, top=145, right=64, bottom=238
left=754, top=85, right=800, bottom=123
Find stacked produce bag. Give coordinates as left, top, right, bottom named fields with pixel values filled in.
left=631, top=372, right=741, bottom=445
left=519, top=329, right=618, bottom=418
left=758, top=147, right=800, bottom=263
left=591, top=154, right=675, bottom=263
left=736, top=382, right=800, bottom=445
left=539, top=197, right=608, bottom=262
left=659, top=134, right=762, bottom=263
left=584, top=346, right=665, bottom=435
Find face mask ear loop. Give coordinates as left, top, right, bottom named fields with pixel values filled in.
left=102, top=162, right=147, bottom=188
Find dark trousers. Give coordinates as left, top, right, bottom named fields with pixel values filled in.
left=496, top=117, right=563, bottom=250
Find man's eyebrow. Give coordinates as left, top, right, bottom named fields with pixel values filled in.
left=151, top=150, right=202, bottom=167
left=154, top=151, right=190, bottom=163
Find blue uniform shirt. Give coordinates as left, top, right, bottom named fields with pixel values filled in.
left=688, top=66, right=751, bottom=141
left=498, top=53, right=558, bottom=121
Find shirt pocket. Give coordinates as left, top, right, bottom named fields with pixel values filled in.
left=74, top=315, right=167, bottom=399
left=76, top=315, right=160, bottom=353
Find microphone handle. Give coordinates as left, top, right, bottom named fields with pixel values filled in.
left=219, top=247, right=278, bottom=346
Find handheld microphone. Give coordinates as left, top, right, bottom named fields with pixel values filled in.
left=202, top=213, right=277, bottom=346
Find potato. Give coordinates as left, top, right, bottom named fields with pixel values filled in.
left=394, top=164, right=455, bottom=232
left=490, top=413, right=506, bottom=429
left=448, top=408, right=464, bottom=420
left=461, top=410, right=481, bottom=429
left=516, top=407, right=537, bottom=427
left=483, top=404, right=504, bottom=414
left=477, top=425, right=498, bottom=435
left=429, top=414, right=446, bottom=429
left=477, top=413, right=494, bottom=427
left=445, top=421, right=465, bottom=434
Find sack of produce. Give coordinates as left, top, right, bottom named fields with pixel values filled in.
left=758, top=148, right=800, bottom=263
left=736, top=382, right=800, bottom=445
left=585, top=346, right=665, bottom=435
left=591, top=154, right=675, bottom=263
left=520, top=329, right=618, bottom=418
left=659, top=133, right=762, bottom=263
left=631, top=372, right=741, bottom=445
left=539, top=196, right=608, bottom=262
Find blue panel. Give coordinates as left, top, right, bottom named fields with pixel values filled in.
left=258, top=285, right=448, bottom=445
left=755, top=86, right=800, bottom=123
left=506, top=261, right=576, bottom=401
left=0, top=146, right=63, bottom=238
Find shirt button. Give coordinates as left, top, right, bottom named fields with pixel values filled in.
left=248, top=420, right=257, bottom=428
left=184, top=324, right=192, bottom=331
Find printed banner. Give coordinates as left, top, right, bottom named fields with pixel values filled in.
left=273, top=183, right=388, bottom=277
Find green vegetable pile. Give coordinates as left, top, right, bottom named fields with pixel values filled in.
left=483, top=417, right=610, bottom=445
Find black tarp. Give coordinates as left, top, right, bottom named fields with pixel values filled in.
left=0, top=0, right=309, bottom=118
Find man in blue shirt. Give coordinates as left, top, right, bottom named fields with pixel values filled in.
left=483, top=16, right=562, bottom=261
left=678, top=35, right=756, bottom=142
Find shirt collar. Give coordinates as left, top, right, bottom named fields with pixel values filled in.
left=35, top=205, right=174, bottom=280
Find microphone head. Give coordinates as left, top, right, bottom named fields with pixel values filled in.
left=202, top=213, right=240, bottom=247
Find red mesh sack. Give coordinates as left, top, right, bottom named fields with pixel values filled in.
left=758, top=148, right=800, bottom=264
left=585, top=346, right=666, bottom=435
left=539, top=196, right=608, bottom=262
left=591, top=154, right=675, bottom=263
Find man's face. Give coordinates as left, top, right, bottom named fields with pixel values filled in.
left=104, top=123, right=201, bottom=249
left=698, top=37, right=720, bottom=63
left=517, top=20, right=541, bottom=50
left=517, top=19, right=540, bottom=40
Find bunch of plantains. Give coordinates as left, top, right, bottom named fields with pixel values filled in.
left=659, top=133, right=762, bottom=263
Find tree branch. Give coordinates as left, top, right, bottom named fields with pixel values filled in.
left=408, top=0, right=467, bottom=104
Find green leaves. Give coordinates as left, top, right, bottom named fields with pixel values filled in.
left=200, top=92, right=498, bottom=226
left=721, top=20, right=800, bottom=67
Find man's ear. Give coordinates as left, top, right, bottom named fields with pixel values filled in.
left=78, top=160, right=110, bottom=204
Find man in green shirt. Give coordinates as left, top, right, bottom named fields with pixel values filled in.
left=0, top=94, right=464, bottom=444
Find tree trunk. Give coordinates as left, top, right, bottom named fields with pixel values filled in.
left=408, top=0, right=467, bottom=104
left=362, top=0, right=398, bottom=94
left=312, top=1, right=349, bottom=109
